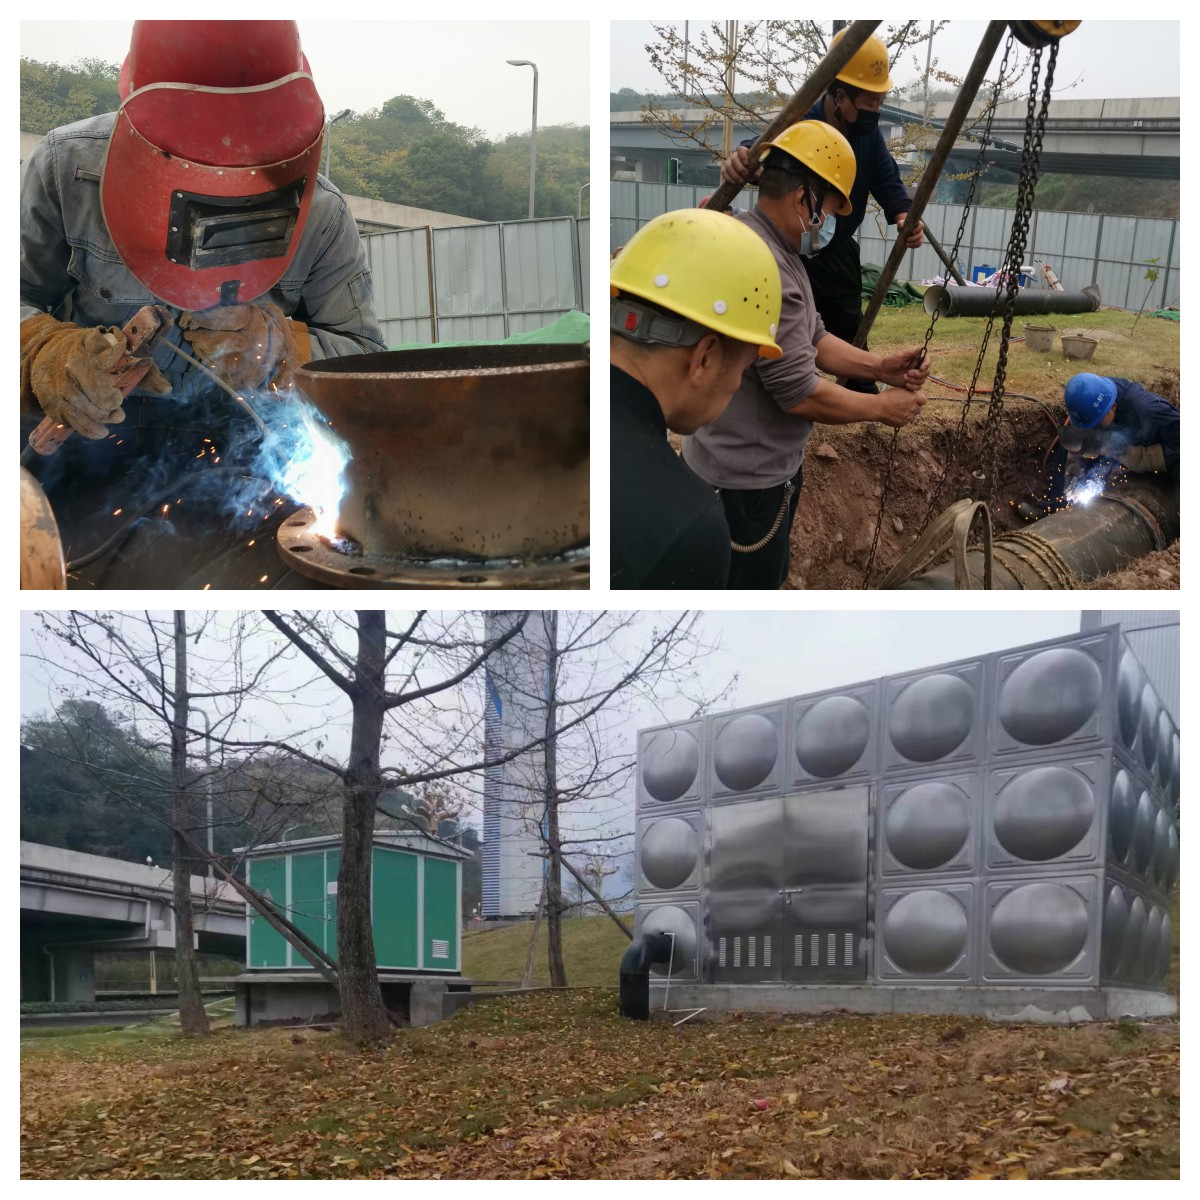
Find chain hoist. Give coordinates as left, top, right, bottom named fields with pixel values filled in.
left=863, top=22, right=1073, bottom=588
left=975, top=39, right=1058, bottom=498
left=861, top=34, right=1014, bottom=586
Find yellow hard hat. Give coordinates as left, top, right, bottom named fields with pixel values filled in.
left=831, top=28, right=892, bottom=93
left=758, top=120, right=856, bottom=216
left=610, top=208, right=783, bottom=359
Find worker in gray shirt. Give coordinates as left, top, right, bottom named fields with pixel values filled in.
left=682, top=120, right=929, bottom=590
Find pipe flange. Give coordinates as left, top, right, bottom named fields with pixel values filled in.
left=276, top=507, right=589, bottom=589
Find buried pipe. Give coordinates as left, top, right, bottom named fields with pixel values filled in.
left=922, top=282, right=1101, bottom=319
left=898, top=478, right=1178, bottom=589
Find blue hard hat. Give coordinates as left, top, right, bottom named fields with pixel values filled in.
left=1063, top=372, right=1117, bottom=429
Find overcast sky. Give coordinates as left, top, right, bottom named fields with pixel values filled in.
left=20, top=20, right=590, bottom=141
left=611, top=20, right=1181, bottom=101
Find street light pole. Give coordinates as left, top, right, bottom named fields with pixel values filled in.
left=324, top=108, right=351, bottom=181
left=506, top=60, right=538, bottom=218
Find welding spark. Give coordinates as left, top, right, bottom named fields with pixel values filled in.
left=1067, top=478, right=1104, bottom=506
left=203, top=583, right=211, bottom=591
left=259, top=574, right=269, bottom=583
left=112, top=508, right=123, bottom=516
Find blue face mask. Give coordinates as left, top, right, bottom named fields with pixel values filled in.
left=800, top=213, right=834, bottom=258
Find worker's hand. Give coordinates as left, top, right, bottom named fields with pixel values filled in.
left=719, top=145, right=762, bottom=187
left=877, top=345, right=930, bottom=391
left=875, top=387, right=927, bottom=428
left=1112, top=443, right=1166, bottom=473
left=179, top=302, right=311, bottom=392
left=895, top=212, right=925, bottom=249
left=20, top=315, right=170, bottom=440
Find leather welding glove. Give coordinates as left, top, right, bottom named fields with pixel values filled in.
left=20, top=313, right=171, bottom=440
left=1111, top=443, right=1167, bottom=473
left=178, top=302, right=312, bottom=392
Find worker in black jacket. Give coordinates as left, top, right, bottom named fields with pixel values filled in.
left=610, top=208, right=783, bottom=589
left=720, top=29, right=924, bottom=394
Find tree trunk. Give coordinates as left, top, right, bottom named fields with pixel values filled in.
left=542, top=613, right=567, bottom=988
left=337, top=611, right=395, bottom=1043
left=170, top=612, right=210, bottom=1037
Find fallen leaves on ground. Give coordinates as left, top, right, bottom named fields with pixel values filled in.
left=20, top=992, right=1179, bottom=1180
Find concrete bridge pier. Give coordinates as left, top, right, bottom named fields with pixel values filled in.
left=21, top=938, right=97, bottom=1003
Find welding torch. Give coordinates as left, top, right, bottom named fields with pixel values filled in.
left=20, top=305, right=268, bottom=468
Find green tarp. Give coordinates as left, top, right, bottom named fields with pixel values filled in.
left=390, top=309, right=589, bottom=351
left=859, top=263, right=926, bottom=308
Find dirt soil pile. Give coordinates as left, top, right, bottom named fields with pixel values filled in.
left=788, top=401, right=1056, bottom=589
left=1090, top=541, right=1179, bottom=590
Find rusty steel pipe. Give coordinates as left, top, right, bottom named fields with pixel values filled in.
left=293, top=343, right=588, bottom=561
left=897, top=479, right=1178, bottom=589
left=922, top=282, right=1101, bottom=319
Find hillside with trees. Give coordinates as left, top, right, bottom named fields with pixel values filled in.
left=21, top=57, right=588, bottom=221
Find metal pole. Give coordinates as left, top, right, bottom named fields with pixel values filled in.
left=201, top=710, right=213, bottom=881
left=705, top=20, right=881, bottom=212
left=323, top=109, right=351, bottom=181
left=854, top=20, right=1009, bottom=348
left=577, top=181, right=590, bottom=219
left=923, top=21, right=935, bottom=120
left=721, top=21, right=737, bottom=161
left=507, top=60, right=538, bottom=218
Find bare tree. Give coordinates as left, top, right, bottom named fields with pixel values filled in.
left=485, top=612, right=733, bottom=987
left=28, top=611, right=295, bottom=1036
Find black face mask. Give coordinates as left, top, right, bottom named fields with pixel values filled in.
left=839, top=97, right=879, bottom=138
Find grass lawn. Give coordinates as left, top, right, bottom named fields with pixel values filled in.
left=463, top=913, right=631, bottom=987
left=861, top=303, right=1179, bottom=412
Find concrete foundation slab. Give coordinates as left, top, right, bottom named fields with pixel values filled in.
left=233, top=972, right=471, bottom=1028
left=651, top=983, right=1176, bottom=1025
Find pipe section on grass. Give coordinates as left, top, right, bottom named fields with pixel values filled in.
left=923, top=282, right=1101, bottom=319
left=898, top=479, right=1178, bottom=590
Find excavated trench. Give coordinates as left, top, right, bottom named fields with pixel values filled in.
left=786, top=393, right=1178, bottom=591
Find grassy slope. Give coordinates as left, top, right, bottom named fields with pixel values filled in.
left=462, top=914, right=631, bottom=987
left=862, top=304, right=1179, bottom=414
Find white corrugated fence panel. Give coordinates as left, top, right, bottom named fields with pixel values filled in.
left=436, top=314, right=508, bottom=342
left=502, top=218, right=577, bottom=314
left=433, top=224, right=505, bottom=318
left=365, top=228, right=432, bottom=323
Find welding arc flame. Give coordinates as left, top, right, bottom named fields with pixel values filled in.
left=1066, top=476, right=1105, bottom=507
left=264, top=397, right=350, bottom=539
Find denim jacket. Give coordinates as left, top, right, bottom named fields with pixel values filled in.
left=20, top=113, right=386, bottom=395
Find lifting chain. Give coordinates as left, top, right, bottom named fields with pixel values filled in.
left=861, top=35, right=1014, bottom=587
left=975, top=38, right=1059, bottom=498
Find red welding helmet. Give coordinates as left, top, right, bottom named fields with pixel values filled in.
left=101, top=21, right=326, bottom=311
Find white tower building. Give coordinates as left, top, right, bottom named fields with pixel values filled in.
left=481, top=612, right=552, bottom=918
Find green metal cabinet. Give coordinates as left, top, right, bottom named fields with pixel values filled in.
left=241, top=833, right=464, bottom=973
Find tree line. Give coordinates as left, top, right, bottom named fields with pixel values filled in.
left=20, top=57, right=589, bottom=221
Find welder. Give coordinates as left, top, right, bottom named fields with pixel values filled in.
left=718, top=30, right=925, bottom=396
left=682, top=121, right=929, bottom=591
left=1058, top=371, right=1180, bottom=484
left=19, top=20, right=385, bottom=588
left=610, top=208, right=783, bottom=590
